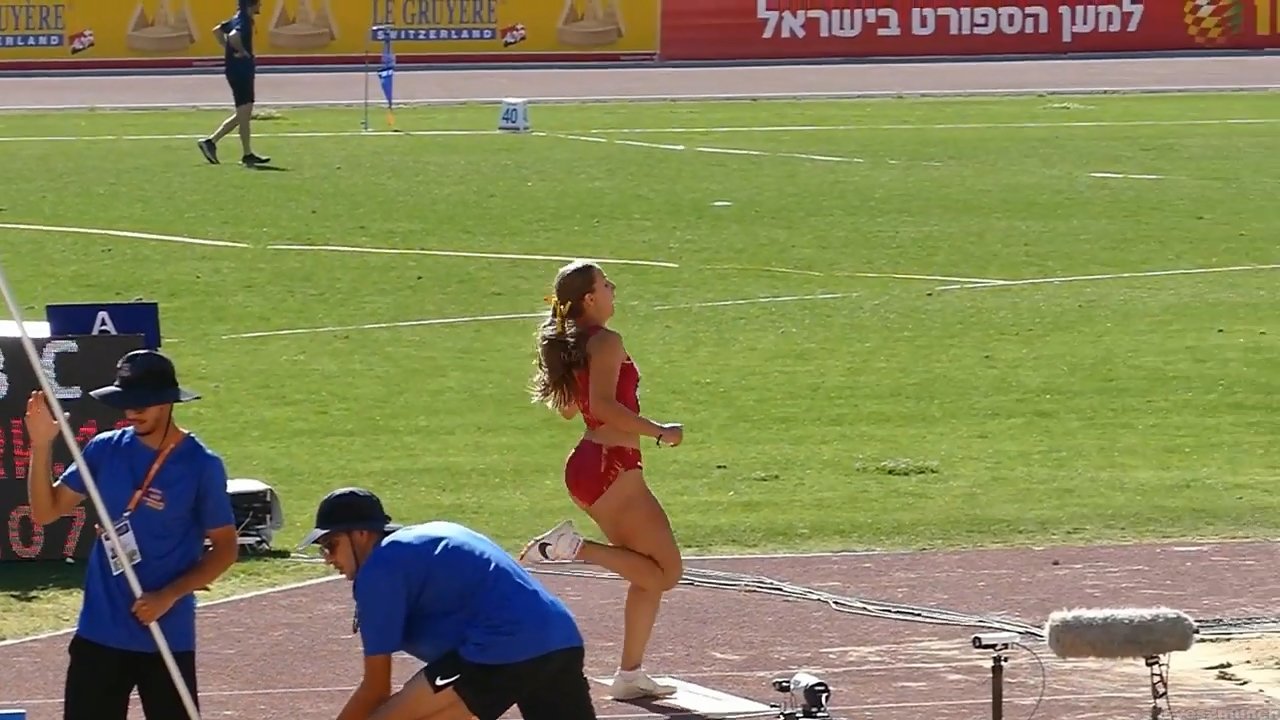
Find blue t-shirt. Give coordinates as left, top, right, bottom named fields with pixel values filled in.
left=58, top=428, right=236, bottom=653
left=353, top=521, right=584, bottom=666
left=219, top=9, right=254, bottom=73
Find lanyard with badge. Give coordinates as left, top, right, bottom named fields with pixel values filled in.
left=100, top=437, right=180, bottom=576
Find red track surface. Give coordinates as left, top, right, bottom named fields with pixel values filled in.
left=2, top=542, right=1279, bottom=719
left=1, top=58, right=1278, bottom=720
left=1, top=56, right=1277, bottom=109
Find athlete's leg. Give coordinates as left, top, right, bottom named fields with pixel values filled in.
left=513, top=647, right=598, bottom=720
left=583, top=471, right=682, bottom=650
left=367, top=673, right=473, bottom=720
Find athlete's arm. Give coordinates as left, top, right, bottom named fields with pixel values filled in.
left=586, top=330, right=664, bottom=438
left=336, top=655, right=393, bottom=720
left=559, top=402, right=580, bottom=420
left=339, top=557, right=405, bottom=719
left=212, top=20, right=230, bottom=48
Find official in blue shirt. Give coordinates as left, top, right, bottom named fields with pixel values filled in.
left=197, top=0, right=271, bottom=167
left=24, top=349, right=239, bottom=720
left=298, top=487, right=599, bottom=720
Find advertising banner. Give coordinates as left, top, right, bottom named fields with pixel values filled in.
left=0, top=0, right=659, bottom=71
left=660, top=0, right=1280, bottom=61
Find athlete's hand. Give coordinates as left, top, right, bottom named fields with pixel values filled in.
left=132, top=588, right=180, bottom=626
left=657, top=423, right=683, bottom=447
left=24, top=391, right=66, bottom=447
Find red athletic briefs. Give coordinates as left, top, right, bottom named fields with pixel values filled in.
left=564, top=439, right=642, bottom=508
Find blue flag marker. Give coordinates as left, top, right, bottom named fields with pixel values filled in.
left=378, top=35, right=395, bottom=127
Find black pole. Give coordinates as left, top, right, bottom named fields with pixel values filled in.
left=991, top=653, right=1005, bottom=720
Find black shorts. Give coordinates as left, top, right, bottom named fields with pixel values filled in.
left=423, top=645, right=597, bottom=720
left=225, top=69, right=254, bottom=107
left=63, top=634, right=199, bottom=720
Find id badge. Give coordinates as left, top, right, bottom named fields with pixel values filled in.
left=103, top=518, right=142, bottom=576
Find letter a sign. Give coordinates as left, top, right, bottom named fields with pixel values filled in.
left=45, top=302, right=163, bottom=350
left=91, top=311, right=120, bottom=336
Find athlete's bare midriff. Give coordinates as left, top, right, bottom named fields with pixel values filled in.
left=583, top=424, right=641, bottom=450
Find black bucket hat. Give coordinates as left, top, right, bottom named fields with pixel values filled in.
left=296, top=487, right=403, bottom=550
left=89, top=350, right=200, bottom=410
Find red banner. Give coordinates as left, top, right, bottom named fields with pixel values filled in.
left=661, top=0, right=1280, bottom=61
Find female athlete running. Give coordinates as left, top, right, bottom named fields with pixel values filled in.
left=519, top=260, right=684, bottom=701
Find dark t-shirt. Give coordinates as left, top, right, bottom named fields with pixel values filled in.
left=220, top=10, right=254, bottom=74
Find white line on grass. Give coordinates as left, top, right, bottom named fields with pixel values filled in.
left=543, top=130, right=868, bottom=164
left=652, top=292, right=853, bottom=310
left=588, top=118, right=1280, bottom=134
left=936, top=263, right=1280, bottom=291
left=266, top=243, right=680, bottom=268
left=0, top=222, right=250, bottom=248
left=221, top=311, right=546, bottom=339
left=0, top=129, right=479, bottom=143
left=702, top=265, right=1006, bottom=284
left=840, top=270, right=1004, bottom=283
left=1090, top=171, right=1167, bottom=179
left=224, top=292, right=855, bottom=340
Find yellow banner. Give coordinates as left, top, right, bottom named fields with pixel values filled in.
left=0, top=0, right=659, bottom=62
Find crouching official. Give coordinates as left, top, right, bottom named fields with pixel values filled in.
left=24, top=349, right=239, bottom=720
left=300, top=487, right=599, bottom=720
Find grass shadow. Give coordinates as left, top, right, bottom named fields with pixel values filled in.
left=0, top=561, right=86, bottom=601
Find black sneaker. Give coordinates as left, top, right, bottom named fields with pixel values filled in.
left=197, top=138, right=218, bottom=164
left=241, top=153, right=270, bottom=166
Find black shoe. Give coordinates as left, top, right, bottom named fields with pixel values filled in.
left=241, top=153, right=270, bottom=166
left=197, top=138, right=219, bottom=164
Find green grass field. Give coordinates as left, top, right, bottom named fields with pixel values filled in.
left=0, top=91, right=1277, bottom=640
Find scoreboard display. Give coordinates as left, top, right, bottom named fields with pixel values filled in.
left=0, top=333, right=146, bottom=562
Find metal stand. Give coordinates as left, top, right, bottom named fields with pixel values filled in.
left=361, top=46, right=370, bottom=132
left=990, top=652, right=1007, bottom=720
left=1145, top=655, right=1171, bottom=720
left=769, top=673, right=831, bottom=719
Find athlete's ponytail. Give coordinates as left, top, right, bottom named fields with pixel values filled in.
left=530, top=261, right=600, bottom=410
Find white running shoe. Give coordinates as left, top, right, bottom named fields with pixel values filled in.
left=518, top=519, right=584, bottom=563
left=609, top=668, right=679, bottom=700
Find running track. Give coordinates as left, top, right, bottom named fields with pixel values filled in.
left=1, top=56, right=1279, bottom=719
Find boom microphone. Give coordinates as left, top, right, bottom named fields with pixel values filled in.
left=1045, top=607, right=1196, bottom=659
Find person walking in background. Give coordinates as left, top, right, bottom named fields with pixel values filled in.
left=198, top=0, right=270, bottom=167
left=24, top=349, right=239, bottom=720
left=520, top=259, right=686, bottom=701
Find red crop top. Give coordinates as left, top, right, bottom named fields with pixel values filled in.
left=574, top=325, right=641, bottom=431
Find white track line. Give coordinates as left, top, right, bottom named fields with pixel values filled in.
left=224, top=292, right=856, bottom=340
left=0, top=539, right=1258, bottom=648
left=266, top=243, right=680, bottom=268
left=7, top=79, right=1280, bottom=112
left=936, top=263, right=1280, bottom=290
left=4, top=117, right=1276, bottom=144
left=0, top=687, right=1243, bottom=710
left=0, top=575, right=336, bottom=648
left=0, top=222, right=249, bottom=248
